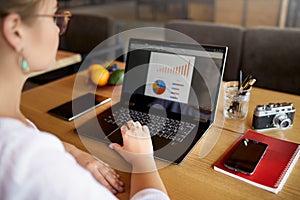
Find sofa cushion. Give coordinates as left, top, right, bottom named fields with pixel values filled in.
left=59, top=14, right=115, bottom=56
left=241, top=27, right=300, bottom=95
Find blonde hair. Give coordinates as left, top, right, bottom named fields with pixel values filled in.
left=0, top=0, right=41, bottom=21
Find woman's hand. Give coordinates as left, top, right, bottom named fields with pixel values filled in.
left=63, top=142, right=124, bottom=194
left=110, top=121, right=168, bottom=198
left=110, top=120, right=156, bottom=172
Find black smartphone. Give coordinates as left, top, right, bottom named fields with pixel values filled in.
left=48, top=93, right=111, bottom=121
left=224, top=138, right=268, bottom=175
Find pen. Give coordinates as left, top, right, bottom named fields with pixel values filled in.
left=240, top=78, right=256, bottom=95
left=243, top=79, right=256, bottom=90
left=241, top=74, right=252, bottom=88
left=239, top=70, right=243, bottom=90
left=237, top=69, right=243, bottom=96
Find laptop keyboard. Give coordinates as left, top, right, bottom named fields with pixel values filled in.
left=104, top=108, right=196, bottom=143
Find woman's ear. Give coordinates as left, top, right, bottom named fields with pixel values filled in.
left=1, top=13, right=24, bottom=52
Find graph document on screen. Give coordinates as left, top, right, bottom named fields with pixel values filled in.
left=145, top=52, right=195, bottom=104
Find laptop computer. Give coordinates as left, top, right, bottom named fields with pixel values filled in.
left=76, top=38, right=228, bottom=164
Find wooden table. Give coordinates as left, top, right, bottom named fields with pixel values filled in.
left=29, top=50, right=82, bottom=77
left=21, top=71, right=300, bottom=200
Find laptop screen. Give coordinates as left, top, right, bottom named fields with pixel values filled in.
left=121, top=38, right=227, bottom=122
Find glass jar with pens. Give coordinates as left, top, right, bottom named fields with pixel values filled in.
left=223, top=74, right=256, bottom=120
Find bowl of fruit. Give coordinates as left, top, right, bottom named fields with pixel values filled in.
left=88, top=61, right=125, bottom=87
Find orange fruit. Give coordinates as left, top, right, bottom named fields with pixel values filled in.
left=88, top=64, right=104, bottom=76
left=89, top=64, right=110, bottom=87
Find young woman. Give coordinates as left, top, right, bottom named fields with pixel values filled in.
left=0, top=0, right=169, bottom=199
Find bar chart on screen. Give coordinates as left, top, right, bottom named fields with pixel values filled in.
left=156, top=61, right=191, bottom=77
left=145, top=52, right=195, bottom=103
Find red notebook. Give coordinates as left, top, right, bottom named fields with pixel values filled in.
left=214, top=130, right=300, bottom=194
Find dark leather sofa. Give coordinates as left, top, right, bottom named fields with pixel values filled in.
left=165, top=20, right=300, bottom=95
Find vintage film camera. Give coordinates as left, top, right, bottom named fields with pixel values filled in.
left=252, top=102, right=295, bottom=130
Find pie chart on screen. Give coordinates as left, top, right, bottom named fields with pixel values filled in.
left=152, top=80, right=166, bottom=95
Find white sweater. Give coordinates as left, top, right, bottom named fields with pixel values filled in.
left=0, top=118, right=169, bottom=200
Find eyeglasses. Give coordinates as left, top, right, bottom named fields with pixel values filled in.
left=0, top=11, right=71, bottom=35
left=34, top=11, right=71, bottom=35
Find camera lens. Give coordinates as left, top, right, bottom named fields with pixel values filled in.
left=281, top=120, right=290, bottom=129
left=273, top=114, right=291, bottom=129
